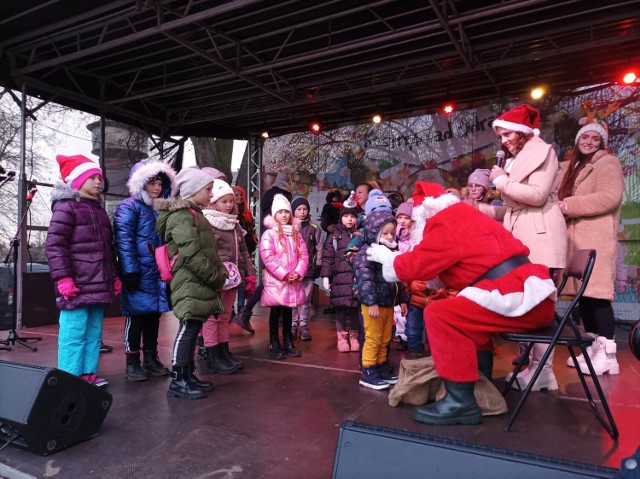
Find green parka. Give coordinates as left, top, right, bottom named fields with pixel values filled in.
left=155, top=197, right=228, bottom=321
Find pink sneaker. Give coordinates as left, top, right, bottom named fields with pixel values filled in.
left=337, top=331, right=350, bottom=353
left=80, top=373, right=109, bottom=388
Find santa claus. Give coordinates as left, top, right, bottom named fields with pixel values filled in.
left=366, top=182, right=557, bottom=425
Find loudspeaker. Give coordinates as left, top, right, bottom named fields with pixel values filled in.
left=333, top=421, right=617, bottom=479
left=0, top=360, right=112, bottom=455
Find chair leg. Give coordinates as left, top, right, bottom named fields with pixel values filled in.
left=502, top=342, right=533, bottom=395
left=575, top=346, right=619, bottom=440
left=504, top=344, right=555, bottom=432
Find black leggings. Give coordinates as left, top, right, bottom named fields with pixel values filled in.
left=269, top=306, right=292, bottom=338
left=124, top=312, right=161, bottom=353
left=579, top=296, right=615, bottom=339
left=335, top=307, right=360, bottom=332
left=171, top=320, right=203, bottom=367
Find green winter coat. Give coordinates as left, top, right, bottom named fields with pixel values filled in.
left=155, top=197, right=227, bottom=321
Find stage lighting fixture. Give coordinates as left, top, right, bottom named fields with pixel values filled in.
left=622, top=71, right=637, bottom=84
left=260, top=131, right=269, bottom=139
left=310, top=121, right=322, bottom=134
left=531, top=87, right=545, bottom=100
left=442, top=103, right=454, bottom=114
left=372, top=114, right=382, bottom=124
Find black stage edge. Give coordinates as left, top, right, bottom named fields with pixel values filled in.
left=333, top=420, right=619, bottom=479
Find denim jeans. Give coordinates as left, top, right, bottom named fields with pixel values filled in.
left=405, top=304, right=426, bottom=352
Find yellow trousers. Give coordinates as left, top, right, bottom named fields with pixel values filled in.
left=361, top=304, right=393, bottom=368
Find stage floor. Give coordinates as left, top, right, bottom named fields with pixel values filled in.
left=0, top=307, right=638, bottom=478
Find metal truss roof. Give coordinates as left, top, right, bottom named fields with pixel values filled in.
left=0, top=0, right=638, bottom=139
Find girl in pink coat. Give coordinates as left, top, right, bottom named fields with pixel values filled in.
left=260, top=194, right=309, bottom=359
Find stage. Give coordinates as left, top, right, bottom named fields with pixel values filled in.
left=0, top=307, right=638, bottom=478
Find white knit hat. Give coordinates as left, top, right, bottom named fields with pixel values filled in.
left=201, top=167, right=227, bottom=181
left=271, top=193, right=292, bottom=216
left=575, top=121, right=608, bottom=147
left=175, top=167, right=213, bottom=199
left=211, top=179, right=234, bottom=203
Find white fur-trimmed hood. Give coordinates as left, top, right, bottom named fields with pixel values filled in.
left=127, top=160, right=176, bottom=202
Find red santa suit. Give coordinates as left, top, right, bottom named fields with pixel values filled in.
left=369, top=183, right=556, bottom=383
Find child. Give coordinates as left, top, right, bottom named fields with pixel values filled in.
left=113, top=160, right=176, bottom=382
left=155, top=167, right=228, bottom=400
left=393, top=201, right=413, bottom=351
left=320, top=188, right=344, bottom=233
left=321, top=199, right=361, bottom=352
left=260, top=194, right=309, bottom=359
left=201, top=179, right=256, bottom=374
left=291, top=196, right=323, bottom=341
left=353, top=210, right=409, bottom=390
left=46, top=154, right=121, bottom=388
left=231, top=185, right=258, bottom=319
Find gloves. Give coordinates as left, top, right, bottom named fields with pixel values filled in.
left=245, top=275, right=257, bottom=298
left=322, top=277, right=331, bottom=292
left=366, top=244, right=400, bottom=282
left=113, top=277, right=122, bottom=297
left=122, top=273, right=140, bottom=291
left=57, top=277, right=80, bottom=300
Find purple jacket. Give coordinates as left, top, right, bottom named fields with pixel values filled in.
left=259, top=215, right=309, bottom=308
left=45, top=183, right=119, bottom=310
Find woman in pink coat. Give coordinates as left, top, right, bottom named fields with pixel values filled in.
left=478, top=104, right=567, bottom=391
left=260, top=194, right=309, bottom=359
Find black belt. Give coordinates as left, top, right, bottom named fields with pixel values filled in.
left=472, top=255, right=531, bottom=285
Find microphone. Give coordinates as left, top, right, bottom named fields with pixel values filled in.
left=495, top=150, right=506, bottom=168
left=26, top=187, right=37, bottom=201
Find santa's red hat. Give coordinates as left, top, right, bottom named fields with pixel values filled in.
left=492, top=104, right=540, bottom=136
left=56, top=154, right=102, bottom=190
left=412, top=182, right=445, bottom=206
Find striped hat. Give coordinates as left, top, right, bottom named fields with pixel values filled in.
left=56, top=154, right=102, bottom=190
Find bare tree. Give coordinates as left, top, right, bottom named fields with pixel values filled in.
left=191, top=137, right=234, bottom=181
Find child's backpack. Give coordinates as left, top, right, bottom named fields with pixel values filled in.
left=148, top=208, right=198, bottom=283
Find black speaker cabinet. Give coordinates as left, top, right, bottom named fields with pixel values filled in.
left=0, top=360, right=112, bottom=455
left=333, top=421, right=617, bottom=479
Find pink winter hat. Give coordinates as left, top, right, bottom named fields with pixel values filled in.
left=56, top=154, right=102, bottom=190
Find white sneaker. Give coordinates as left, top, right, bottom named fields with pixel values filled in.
left=567, top=333, right=596, bottom=368
left=579, top=337, right=620, bottom=376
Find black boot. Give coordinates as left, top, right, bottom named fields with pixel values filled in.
left=232, top=306, right=255, bottom=334
left=220, top=342, right=243, bottom=369
left=268, top=334, right=286, bottom=360
left=477, top=351, right=494, bottom=382
left=413, top=380, right=482, bottom=426
left=196, top=336, right=206, bottom=360
left=206, top=345, right=239, bottom=374
left=167, top=365, right=207, bottom=400
left=187, top=362, right=215, bottom=392
left=125, top=352, right=148, bottom=382
left=142, top=350, right=170, bottom=376
left=282, top=330, right=301, bottom=357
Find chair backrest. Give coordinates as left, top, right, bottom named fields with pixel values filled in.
left=555, top=249, right=596, bottom=327
left=556, top=249, right=596, bottom=297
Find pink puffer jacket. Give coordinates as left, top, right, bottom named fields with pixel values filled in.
left=260, top=215, right=309, bottom=307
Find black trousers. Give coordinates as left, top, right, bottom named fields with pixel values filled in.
left=579, top=296, right=615, bottom=339
left=269, top=306, right=292, bottom=338
left=171, top=320, right=203, bottom=367
left=124, top=312, right=161, bottom=353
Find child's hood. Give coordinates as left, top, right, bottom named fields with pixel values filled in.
left=154, top=197, right=198, bottom=237
left=263, top=214, right=302, bottom=231
left=363, top=211, right=396, bottom=244
left=127, top=160, right=176, bottom=201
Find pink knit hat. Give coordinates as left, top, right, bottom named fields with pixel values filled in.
left=56, top=154, right=102, bottom=190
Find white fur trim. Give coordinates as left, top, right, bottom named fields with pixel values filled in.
left=66, top=160, right=101, bottom=185
left=492, top=119, right=533, bottom=135
left=417, top=193, right=460, bottom=222
left=127, top=160, right=177, bottom=198
left=457, top=276, right=557, bottom=317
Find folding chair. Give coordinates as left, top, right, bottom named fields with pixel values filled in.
left=501, top=249, right=618, bottom=439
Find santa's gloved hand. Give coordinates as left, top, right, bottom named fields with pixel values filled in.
left=366, top=244, right=400, bottom=282
left=57, top=277, right=80, bottom=300
left=322, top=277, right=331, bottom=292
left=113, top=277, right=123, bottom=297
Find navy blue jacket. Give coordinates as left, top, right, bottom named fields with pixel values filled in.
left=353, top=211, right=409, bottom=307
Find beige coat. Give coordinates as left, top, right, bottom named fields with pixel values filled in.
left=558, top=150, right=624, bottom=300
left=480, top=136, right=567, bottom=269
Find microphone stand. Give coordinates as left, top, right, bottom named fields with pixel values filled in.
left=0, top=194, right=42, bottom=351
